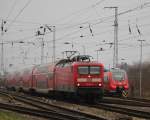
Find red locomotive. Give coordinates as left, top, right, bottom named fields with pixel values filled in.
left=103, top=68, right=129, bottom=97
left=6, top=55, right=104, bottom=101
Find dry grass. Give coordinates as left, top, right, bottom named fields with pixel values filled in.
left=0, top=110, right=26, bottom=120
left=0, top=110, right=48, bottom=120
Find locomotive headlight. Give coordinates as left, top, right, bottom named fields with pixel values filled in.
left=77, top=83, right=80, bottom=86
left=98, top=83, right=102, bottom=86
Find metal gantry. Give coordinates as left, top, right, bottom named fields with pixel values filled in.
left=104, top=7, right=118, bottom=68
left=96, top=48, right=104, bottom=62
left=36, top=25, right=56, bottom=64
left=0, top=20, right=7, bottom=75
left=46, top=25, right=56, bottom=64
left=137, top=39, right=145, bottom=97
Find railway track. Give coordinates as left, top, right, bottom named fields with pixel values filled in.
left=0, top=101, right=83, bottom=120
left=0, top=90, right=108, bottom=120
left=91, top=103, right=150, bottom=119
left=126, top=97, right=150, bottom=103
left=106, top=95, right=150, bottom=103
left=19, top=93, right=150, bottom=119
left=101, top=97, right=150, bottom=107
left=0, top=90, right=14, bottom=102
left=1, top=90, right=150, bottom=119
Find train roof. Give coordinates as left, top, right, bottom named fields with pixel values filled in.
left=71, top=55, right=93, bottom=61
left=55, top=55, right=103, bottom=67
left=72, top=61, right=103, bottom=65
left=56, top=55, right=95, bottom=65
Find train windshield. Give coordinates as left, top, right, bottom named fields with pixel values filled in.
left=111, top=69, right=126, bottom=81
left=78, top=66, right=100, bottom=75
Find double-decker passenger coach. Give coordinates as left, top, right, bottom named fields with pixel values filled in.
left=6, top=55, right=104, bottom=102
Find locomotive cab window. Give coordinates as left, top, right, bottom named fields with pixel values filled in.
left=90, top=66, right=100, bottom=75
left=78, top=66, right=88, bottom=74
left=78, top=66, right=100, bottom=75
left=111, top=70, right=125, bottom=81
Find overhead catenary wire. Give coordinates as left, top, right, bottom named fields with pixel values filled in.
left=2, top=1, right=150, bottom=36
left=3, top=17, right=150, bottom=48
left=4, top=11, right=150, bottom=38
left=4, top=1, right=150, bottom=67
left=0, top=17, right=42, bottom=25
left=43, top=18, right=150, bottom=45
left=45, top=2, right=150, bottom=44
left=46, top=22, right=150, bottom=52
left=55, top=0, right=106, bottom=24
left=6, top=0, right=32, bottom=30
left=50, top=1, right=150, bottom=32
left=5, top=11, right=150, bottom=37
left=1, top=1, right=149, bottom=30
left=6, top=0, right=18, bottom=20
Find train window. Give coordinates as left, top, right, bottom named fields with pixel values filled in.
left=78, top=66, right=100, bottom=75
left=78, top=66, right=88, bottom=74
left=90, top=66, right=100, bottom=75
left=112, top=71, right=125, bottom=81
left=104, top=74, right=108, bottom=82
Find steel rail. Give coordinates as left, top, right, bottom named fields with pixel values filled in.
left=127, top=97, right=150, bottom=103
left=91, top=103, right=150, bottom=119
left=0, top=102, right=77, bottom=120
left=102, top=97, right=150, bottom=107
left=13, top=94, right=107, bottom=120
left=6, top=90, right=150, bottom=119
left=0, top=91, right=14, bottom=102
left=0, top=90, right=108, bottom=120
left=105, top=96, right=150, bottom=103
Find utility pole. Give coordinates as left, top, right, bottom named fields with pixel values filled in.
left=36, top=25, right=56, bottom=64
left=53, top=26, right=56, bottom=63
left=36, top=26, right=46, bottom=64
left=96, top=48, right=103, bottom=62
left=1, top=20, right=6, bottom=75
left=41, top=37, right=44, bottom=64
left=105, top=7, right=118, bottom=68
left=45, top=25, right=56, bottom=64
left=137, top=39, right=145, bottom=97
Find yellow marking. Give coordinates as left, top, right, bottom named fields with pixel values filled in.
left=122, top=91, right=128, bottom=98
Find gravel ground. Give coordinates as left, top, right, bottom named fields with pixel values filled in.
left=0, top=95, right=48, bottom=120
left=0, top=94, right=148, bottom=120
left=50, top=100, right=133, bottom=120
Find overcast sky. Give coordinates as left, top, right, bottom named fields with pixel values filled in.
left=0, top=0, right=150, bottom=72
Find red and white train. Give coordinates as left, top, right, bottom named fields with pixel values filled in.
left=103, top=68, right=129, bottom=97
left=6, top=55, right=104, bottom=101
